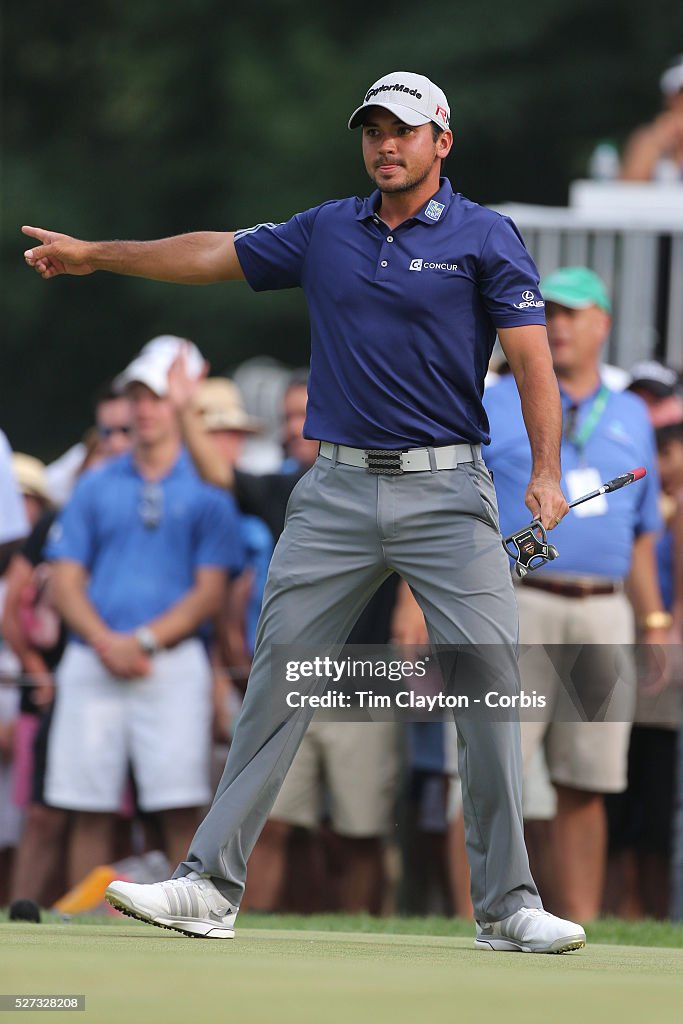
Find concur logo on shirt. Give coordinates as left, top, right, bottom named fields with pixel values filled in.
left=409, top=258, right=458, bottom=273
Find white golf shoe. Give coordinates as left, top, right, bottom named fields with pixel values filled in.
left=475, top=907, right=586, bottom=953
left=105, top=871, right=238, bottom=939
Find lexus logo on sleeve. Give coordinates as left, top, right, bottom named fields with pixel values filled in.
left=513, top=290, right=545, bottom=309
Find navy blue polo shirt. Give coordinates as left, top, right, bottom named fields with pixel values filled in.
left=46, top=450, right=244, bottom=635
left=234, top=178, right=545, bottom=448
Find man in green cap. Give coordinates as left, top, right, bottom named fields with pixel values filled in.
left=484, top=266, right=666, bottom=922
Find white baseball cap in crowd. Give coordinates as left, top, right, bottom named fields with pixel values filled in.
left=660, top=54, right=683, bottom=96
left=348, top=71, right=450, bottom=131
left=627, top=360, right=680, bottom=399
left=114, top=335, right=205, bottom=397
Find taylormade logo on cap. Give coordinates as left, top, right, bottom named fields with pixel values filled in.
left=348, top=72, right=451, bottom=131
left=365, top=82, right=424, bottom=102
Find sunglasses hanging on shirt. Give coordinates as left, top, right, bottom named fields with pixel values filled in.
left=139, top=481, right=164, bottom=529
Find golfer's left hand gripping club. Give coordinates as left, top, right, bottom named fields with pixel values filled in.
left=502, top=468, right=647, bottom=578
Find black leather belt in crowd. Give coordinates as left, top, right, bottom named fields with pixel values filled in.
left=519, top=575, right=622, bottom=598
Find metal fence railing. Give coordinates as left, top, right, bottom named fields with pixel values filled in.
left=495, top=184, right=683, bottom=371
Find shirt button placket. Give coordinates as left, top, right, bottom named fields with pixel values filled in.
left=377, top=230, right=394, bottom=279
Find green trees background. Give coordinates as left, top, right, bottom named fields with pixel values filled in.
left=4, top=0, right=683, bottom=455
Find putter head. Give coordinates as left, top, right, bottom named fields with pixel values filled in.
left=502, top=520, right=560, bottom=577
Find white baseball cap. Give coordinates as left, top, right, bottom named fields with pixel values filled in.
left=661, top=55, right=683, bottom=96
left=348, top=71, right=450, bottom=131
left=114, top=335, right=205, bottom=397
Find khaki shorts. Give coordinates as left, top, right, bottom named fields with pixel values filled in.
left=270, top=717, right=398, bottom=836
left=517, top=586, right=636, bottom=796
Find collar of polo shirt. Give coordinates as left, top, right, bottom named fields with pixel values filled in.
left=355, top=177, right=454, bottom=225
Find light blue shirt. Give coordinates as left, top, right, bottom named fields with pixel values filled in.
left=240, top=514, right=273, bottom=655
left=656, top=527, right=673, bottom=610
left=484, top=376, right=661, bottom=579
left=47, top=450, right=244, bottom=634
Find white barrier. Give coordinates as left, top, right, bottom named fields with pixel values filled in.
left=495, top=182, right=683, bottom=370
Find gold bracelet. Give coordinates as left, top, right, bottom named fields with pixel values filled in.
left=639, top=611, right=673, bottom=630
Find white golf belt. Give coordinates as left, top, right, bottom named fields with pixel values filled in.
left=318, top=441, right=481, bottom=472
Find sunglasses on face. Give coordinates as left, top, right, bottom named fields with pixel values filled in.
left=98, top=424, right=132, bottom=439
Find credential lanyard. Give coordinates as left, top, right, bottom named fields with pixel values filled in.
left=564, top=384, right=610, bottom=457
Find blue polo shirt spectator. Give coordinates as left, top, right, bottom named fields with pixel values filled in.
left=234, top=178, right=546, bottom=448
left=240, top=515, right=273, bottom=655
left=46, top=449, right=243, bottom=635
left=657, top=528, right=674, bottom=610
left=484, top=375, right=661, bottom=578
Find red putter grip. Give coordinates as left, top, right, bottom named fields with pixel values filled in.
left=606, top=468, right=651, bottom=491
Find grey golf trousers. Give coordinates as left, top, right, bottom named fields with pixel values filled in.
left=175, top=452, right=541, bottom=922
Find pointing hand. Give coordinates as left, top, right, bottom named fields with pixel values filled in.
left=23, top=225, right=95, bottom=279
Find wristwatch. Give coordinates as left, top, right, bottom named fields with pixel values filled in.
left=135, top=626, right=160, bottom=656
left=639, top=610, right=672, bottom=630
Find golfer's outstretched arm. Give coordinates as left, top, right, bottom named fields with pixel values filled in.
left=22, top=226, right=245, bottom=285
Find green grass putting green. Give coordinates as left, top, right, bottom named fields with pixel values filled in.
left=1, top=915, right=682, bottom=1024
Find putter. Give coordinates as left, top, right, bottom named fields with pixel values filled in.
left=502, top=468, right=647, bottom=577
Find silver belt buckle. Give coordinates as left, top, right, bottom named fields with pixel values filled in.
left=365, top=449, right=404, bottom=475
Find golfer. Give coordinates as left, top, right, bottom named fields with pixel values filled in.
left=24, top=71, right=584, bottom=952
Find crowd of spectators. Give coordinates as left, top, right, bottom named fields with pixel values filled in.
left=1, top=292, right=683, bottom=921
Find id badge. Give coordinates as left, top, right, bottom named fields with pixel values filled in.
left=565, top=467, right=608, bottom=517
